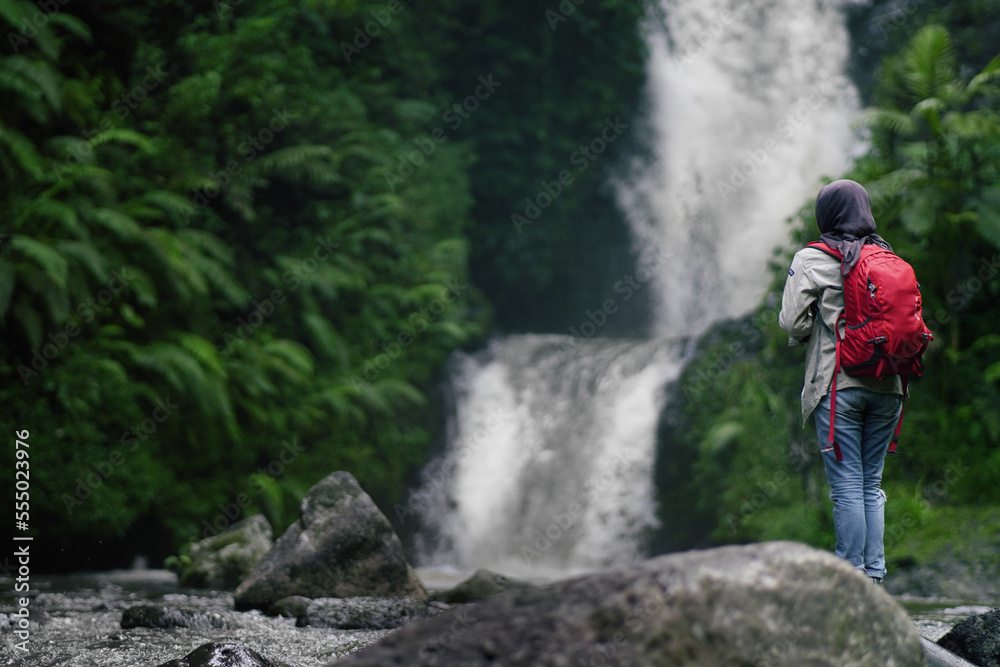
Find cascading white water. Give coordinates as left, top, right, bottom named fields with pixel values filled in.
left=618, top=0, right=860, bottom=338
left=413, top=336, right=682, bottom=577
left=414, top=0, right=860, bottom=576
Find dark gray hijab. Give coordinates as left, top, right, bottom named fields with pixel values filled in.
left=815, top=179, right=891, bottom=275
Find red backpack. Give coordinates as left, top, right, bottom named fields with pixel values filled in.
left=808, top=240, right=933, bottom=460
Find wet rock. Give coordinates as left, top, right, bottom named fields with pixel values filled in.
left=334, top=541, right=925, bottom=667
left=432, top=568, right=536, bottom=604
left=922, top=637, right=980, bottom=667
left=268, top=595, right=312, bottom=619
left=156, top=642, right=289, bottom=667
left=121, top=604, right=238, bottom=631
left=938, top=607, right=1000, bottom=667
left=182, top=514, right=274, bottom=589
left=234, top=471, right=425, bottom=611
left=297, top=596, right=446, bottom=630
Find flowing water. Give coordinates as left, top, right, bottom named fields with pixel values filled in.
left=0, top=569, right=388, bottom=666
left=414, top=0, right=860, bottom=576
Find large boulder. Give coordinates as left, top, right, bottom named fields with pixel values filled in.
left=333, top=541, right=926, bottom=667
left=181, top=515, right=273, bottom=589
left=938, top=607, right=1000, bottom=667
left=234, top=471, right=425, bottom=610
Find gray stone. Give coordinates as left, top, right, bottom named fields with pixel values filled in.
left=298, top=596, right=446, bottom=630
left=120, top=605, right=241, bottom=631
left=333, top=541, right=926, bottom=667
left=156, top=642, right=289, bottom=667
left=938, top=606, right=1000, bottom=667
left=183, top=514, right=273, bottom=589
left=268, top=595, right=312, bottom=619
left=432, top=568, right=536, bottom=604
left=234, top=471, right=425, bottom=611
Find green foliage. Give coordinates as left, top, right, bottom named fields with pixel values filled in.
left=0, top=0, right=488, bottom=568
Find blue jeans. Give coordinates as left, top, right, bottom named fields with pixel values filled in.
left=813, top=387, right=902, bottom=579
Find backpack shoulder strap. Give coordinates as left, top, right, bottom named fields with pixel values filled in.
left=806, top=240, right=843, bottom=261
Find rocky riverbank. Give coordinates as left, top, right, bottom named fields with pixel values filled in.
left=4, top=470, right=998, bottom=666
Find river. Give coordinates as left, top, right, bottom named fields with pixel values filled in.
left=0, top=566, right=992, bottom=666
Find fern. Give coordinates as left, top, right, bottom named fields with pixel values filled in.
left=262, top=339, right=315, bottom=378
left=2, top=55, right=61, bottom=112
left=11, top=234, right=68, bottom=288
left=302, top=311, right=349, bottom=368
left=139, top=190, right=199, bottom=226
left=45, top=12, right=91, bottom=43
left=0, top=261, right=14, bottom=320
left=0, top=122, right=44, bottom=177
left=88, top=207, right=146, bottom=243
left=87, top=128, right=155, bottom=153
left=18, top=267, right=69, bottom=326
left=22, top=198, right=86, bottom=238
left=56, top=239, right=110, bottom=283
left=253, top=145, right=341, bottom=185
left=172, top=331, right=226, bottom=379
left=13, top=301, right=43, bottom=350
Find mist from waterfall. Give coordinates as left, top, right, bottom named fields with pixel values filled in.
left=412, top=0, right=861, bottom=576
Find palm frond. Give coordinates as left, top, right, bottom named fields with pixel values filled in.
left=903, top=25, right=956, bottom=101
left=858, top=108, right=917, bottom=136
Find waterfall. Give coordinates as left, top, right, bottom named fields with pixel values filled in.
left=413, top=0, right=860, bottom=576
left=618, top=0, right=860, bottom=338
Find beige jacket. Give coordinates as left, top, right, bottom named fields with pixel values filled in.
left=779, top=247, right=902, bottom=425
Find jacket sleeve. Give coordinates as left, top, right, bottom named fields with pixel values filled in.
left=778, top=251, right=819, bottom=346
